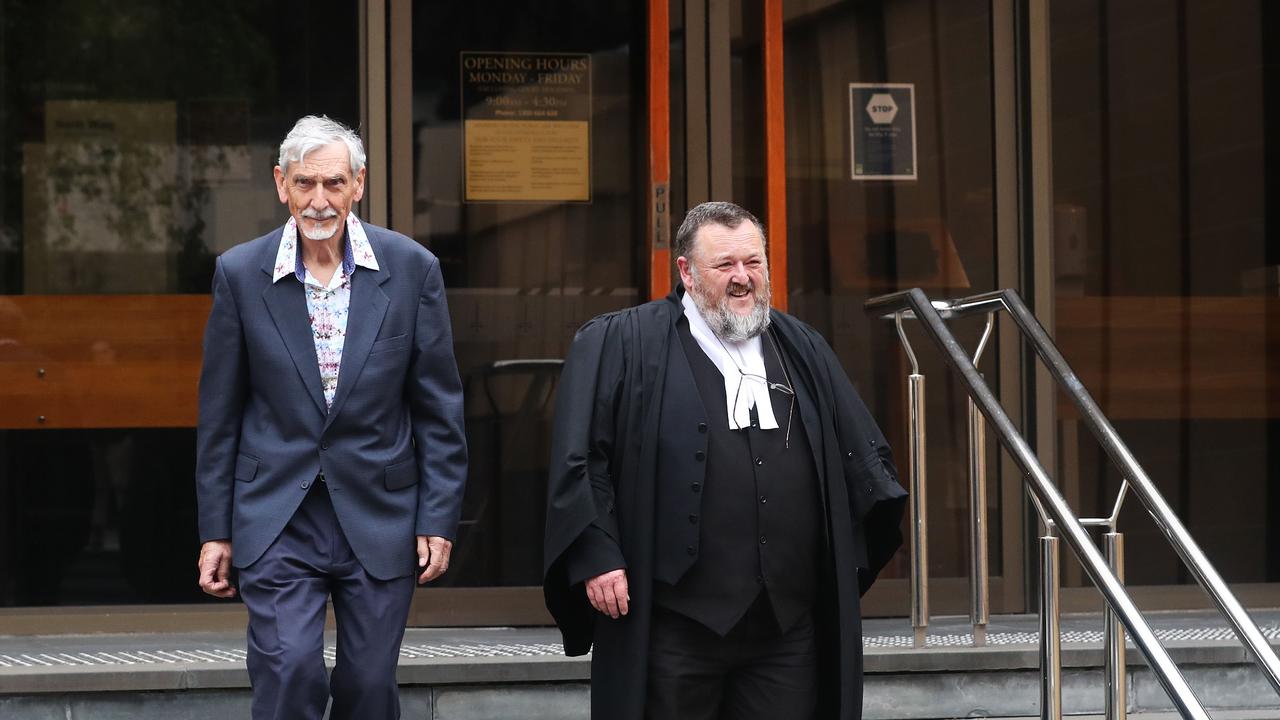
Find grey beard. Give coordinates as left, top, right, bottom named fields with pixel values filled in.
left=688, top=272, right=771, bottom=342
left=300, top=220, right=340, bottom=241
left=300, top=209, right=340, bottom=240
left=714, top=304, right=770, bottom=341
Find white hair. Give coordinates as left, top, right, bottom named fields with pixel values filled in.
left=277, top=115, right=367, bottom=175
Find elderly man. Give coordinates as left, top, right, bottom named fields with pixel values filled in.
left=544, top=202, right=907, bottom=720
left=195, top=115, right=467, bottom=720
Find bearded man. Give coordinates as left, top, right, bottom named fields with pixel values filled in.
left=543, top=201, right=907, bottom=720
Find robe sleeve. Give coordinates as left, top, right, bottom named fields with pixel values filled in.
left=543, top=314, right=626, bottom=654
left=570, top=336, right=628, bottom=577
left=564, top=524, right=627, bottom=585
left=815, top=332, right=908, bottom=595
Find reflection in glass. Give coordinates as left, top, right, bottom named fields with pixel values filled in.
left=0, top=0, right=359, bottom=296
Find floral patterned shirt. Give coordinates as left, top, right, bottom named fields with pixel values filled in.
left=272, top=213, right=380, bottom=408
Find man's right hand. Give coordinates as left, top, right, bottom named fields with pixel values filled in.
left=197, top=540, right=236, bottom=598
left=585, top=568, right=629, bottom=619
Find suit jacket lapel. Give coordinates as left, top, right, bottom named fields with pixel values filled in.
left=262, top=274, right=328, bottom=417
left=323, top=243, right=391, bottom=429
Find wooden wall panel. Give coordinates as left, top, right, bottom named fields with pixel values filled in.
left=1055, top=296, right=1278, bottom=420
left=3, top=294, right=1270, bottom=429
left=0, top=295, right=209, bottom=429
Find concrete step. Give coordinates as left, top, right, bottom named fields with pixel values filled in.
left=864, top=663, right=1279, bottom=719
left=988, top=707, right=1280, bottom=712
left=860, top=610, right=1280, bottom=719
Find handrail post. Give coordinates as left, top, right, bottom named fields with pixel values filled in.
left=895, top=311, right=929, bottom=648
left=968, top=312, right=994, bottom=646
left=1040, top=531, right=1062, bottom=720
left=1105, top=532, right=1128, bottom=720
left=967, top=394, right=989, bottom=645
left=908, top=370, right=928, bottom=647
left=901, top=308, right=931, bottom=645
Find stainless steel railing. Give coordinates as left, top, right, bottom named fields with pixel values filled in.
left=967, top=311, right=995, bottom=647
left=893, top=306, right=994, bottom=649
left=894, top=313, right=929, bottom=648
left=865, top=287, right=1280, bottom=720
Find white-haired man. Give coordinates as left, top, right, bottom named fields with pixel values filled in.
left=544, top=202, right=906, bottom=719
left=195, top=115, right=467, bottom=719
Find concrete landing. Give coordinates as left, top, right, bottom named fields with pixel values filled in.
left=2, top=610, right=1280, bottom=718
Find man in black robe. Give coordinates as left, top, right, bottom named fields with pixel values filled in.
left=543, top=202, right=906, bottom=719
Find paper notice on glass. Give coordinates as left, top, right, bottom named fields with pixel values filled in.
left=849, top=83, right=917, bottom=181
left=461, top=51, right=592, bottom=203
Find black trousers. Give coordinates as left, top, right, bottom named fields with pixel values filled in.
left=645, top=596, right=818, bottom=720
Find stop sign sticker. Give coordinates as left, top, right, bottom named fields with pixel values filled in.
left=849, top=83, right=916, bottom=180
left=866, top=93, right=899, bottom=124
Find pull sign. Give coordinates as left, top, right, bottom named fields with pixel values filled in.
left=651, top=182, right=670, bottom=249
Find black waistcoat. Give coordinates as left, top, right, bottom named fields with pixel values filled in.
left=653, top=319, right=822, bottom=636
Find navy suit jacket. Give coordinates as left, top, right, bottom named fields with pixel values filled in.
left=195, top=222, right=467, bottom=580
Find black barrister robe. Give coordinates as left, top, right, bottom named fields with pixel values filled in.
left=543, top=286, right=907, bottom=720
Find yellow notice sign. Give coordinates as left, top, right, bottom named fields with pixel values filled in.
left=464, top=119, right=589, bottom=202
left=461, top=52, right=592, bottom=203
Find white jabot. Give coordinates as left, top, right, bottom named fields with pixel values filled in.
left=681, top=292, right=779, bottom=431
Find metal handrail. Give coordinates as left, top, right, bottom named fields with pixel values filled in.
left=872, top=288, right=1280, bottom=700
left=862, top=287, right=1280, bottom=720
left=995, top=289, right=1280, bottom=698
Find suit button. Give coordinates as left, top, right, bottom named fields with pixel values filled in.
left=759, top=535, right=767, bottom=544
left=755, top=457, right=764, bottom=466
left=688, top=514, right=698, bottom=524
left=686, top=545, right=696, bottom=555
left=697, top=422, right=707, bottom=433
left=301, top=481, right=310, bottom=489
left=695, top=450, right=705, bottom=461
left=691, top=482, right=701, bottom=493
left=869, top=439, right=877, bottom=446
left=756, top=575, right=764, bottom=584
left=847, top=450, right=854, bottom=458
left=321, top=441, right=330, bottom=450
left=759, top=495, right=767, bottom=504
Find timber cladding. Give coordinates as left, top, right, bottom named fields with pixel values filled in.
left=0, top=295, right=209, bottom=429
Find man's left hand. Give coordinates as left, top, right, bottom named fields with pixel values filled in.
left=417, top=535, right=452, bottom=584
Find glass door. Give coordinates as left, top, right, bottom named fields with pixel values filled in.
left=1048, top=0, right=1280, bottom=609
left=405, top=0, right=659, bottom=624
left=720, top=0, right=1018, bottom=616
left=0, top=0, right=361, bottom=624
